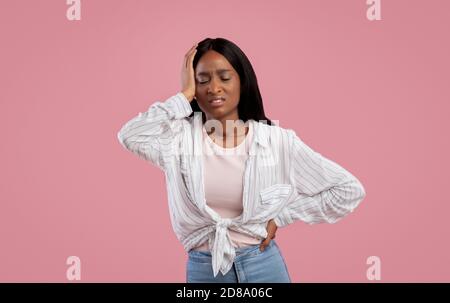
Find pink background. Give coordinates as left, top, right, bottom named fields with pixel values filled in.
left=1, top=0, right=449, bottom=282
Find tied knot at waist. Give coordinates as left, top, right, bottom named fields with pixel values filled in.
left=210, top=217, right=239, bottom=278
left=216, top=218, right=233, bottom=229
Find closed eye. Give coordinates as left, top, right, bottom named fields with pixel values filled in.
left=199, top=78, right=231, bottom=84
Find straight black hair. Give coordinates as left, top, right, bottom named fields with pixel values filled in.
left=189, top=37, right=274, bottom=126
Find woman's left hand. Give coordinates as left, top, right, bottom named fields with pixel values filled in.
left=260, top=219, right=278, bottom=252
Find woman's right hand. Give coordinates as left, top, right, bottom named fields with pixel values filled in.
left=181, top=43, right=198, bottom=102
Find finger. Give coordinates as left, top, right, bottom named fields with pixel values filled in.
left=185, top=46, right=198, bottom=68
left=266, top=229, right=276, bottom=240
left=189, top=50, right=197, bottom=68
left=186, top=44, right=197, bottom=57
left=259, top=243, right=265, bottom=252
left=185, top=44, right=197, bottom=55
left=187, top=51, right=197, bottom=70
left=260, top=242, right=269, bottom=251
left=184, top=45, right=197, bottom=66
left=259, top=238, right=271, bottom=251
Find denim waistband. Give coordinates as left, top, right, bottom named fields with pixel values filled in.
left=188, top=239, right=276, bottom=257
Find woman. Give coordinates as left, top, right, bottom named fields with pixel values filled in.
left=117, top=37, right=366, bottom=283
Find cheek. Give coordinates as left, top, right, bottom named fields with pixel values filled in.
left=195, top=86, right=205, bottom=95
left=234, top=85, right=241, bottom=100
left=233, top=82, right=241, bottom=96
left=228, top=81, right=240, bottom=95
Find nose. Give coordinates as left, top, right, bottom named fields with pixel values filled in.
left=207, top=77, right=223, bottom=94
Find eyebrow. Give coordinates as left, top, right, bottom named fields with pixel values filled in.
left=196, top=69, right=232, bottom=76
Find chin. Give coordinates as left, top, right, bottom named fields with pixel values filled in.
left=207, top=109, right=227, bottom=118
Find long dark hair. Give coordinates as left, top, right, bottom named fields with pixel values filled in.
left=189, top=37, right=273, bottom=126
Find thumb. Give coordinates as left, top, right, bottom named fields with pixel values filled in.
left=259, top=237, right=271, bottom=252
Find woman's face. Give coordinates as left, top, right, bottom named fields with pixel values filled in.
left=194, top=50, right=241, bottom=122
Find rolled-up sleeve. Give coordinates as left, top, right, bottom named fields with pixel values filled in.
left=117, top=92, right=193, bottom=171
left=273, top=130, right=366, bottom=227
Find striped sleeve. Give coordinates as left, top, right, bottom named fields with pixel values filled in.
left=273, top=130, right=366, bottom=227
left=117, top=92, right=193, bottom=171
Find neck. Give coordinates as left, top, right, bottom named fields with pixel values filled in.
left=205, top=115, right=247, bottom=138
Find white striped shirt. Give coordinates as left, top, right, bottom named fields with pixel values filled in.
left=117, top=92, right=367, bottom=277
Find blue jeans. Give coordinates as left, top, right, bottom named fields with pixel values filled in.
left=186, top=240, right=291, bottom=283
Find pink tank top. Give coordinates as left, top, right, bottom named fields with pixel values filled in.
left=192, top=121, right=262, bottom=251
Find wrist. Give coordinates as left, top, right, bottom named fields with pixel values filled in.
left=181, top=91, right=195, bottom=102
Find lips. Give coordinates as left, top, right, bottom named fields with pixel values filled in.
left=208, top=96, right=226, bottom=108
left=208, top=96, right=226, bottom=103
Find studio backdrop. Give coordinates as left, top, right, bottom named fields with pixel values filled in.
left=1, top=0, right=449, bottom=282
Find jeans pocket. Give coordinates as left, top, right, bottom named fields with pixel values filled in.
left=245, top=240, right=276, bottom=258
left=188, top=251, right=212, bottom=264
